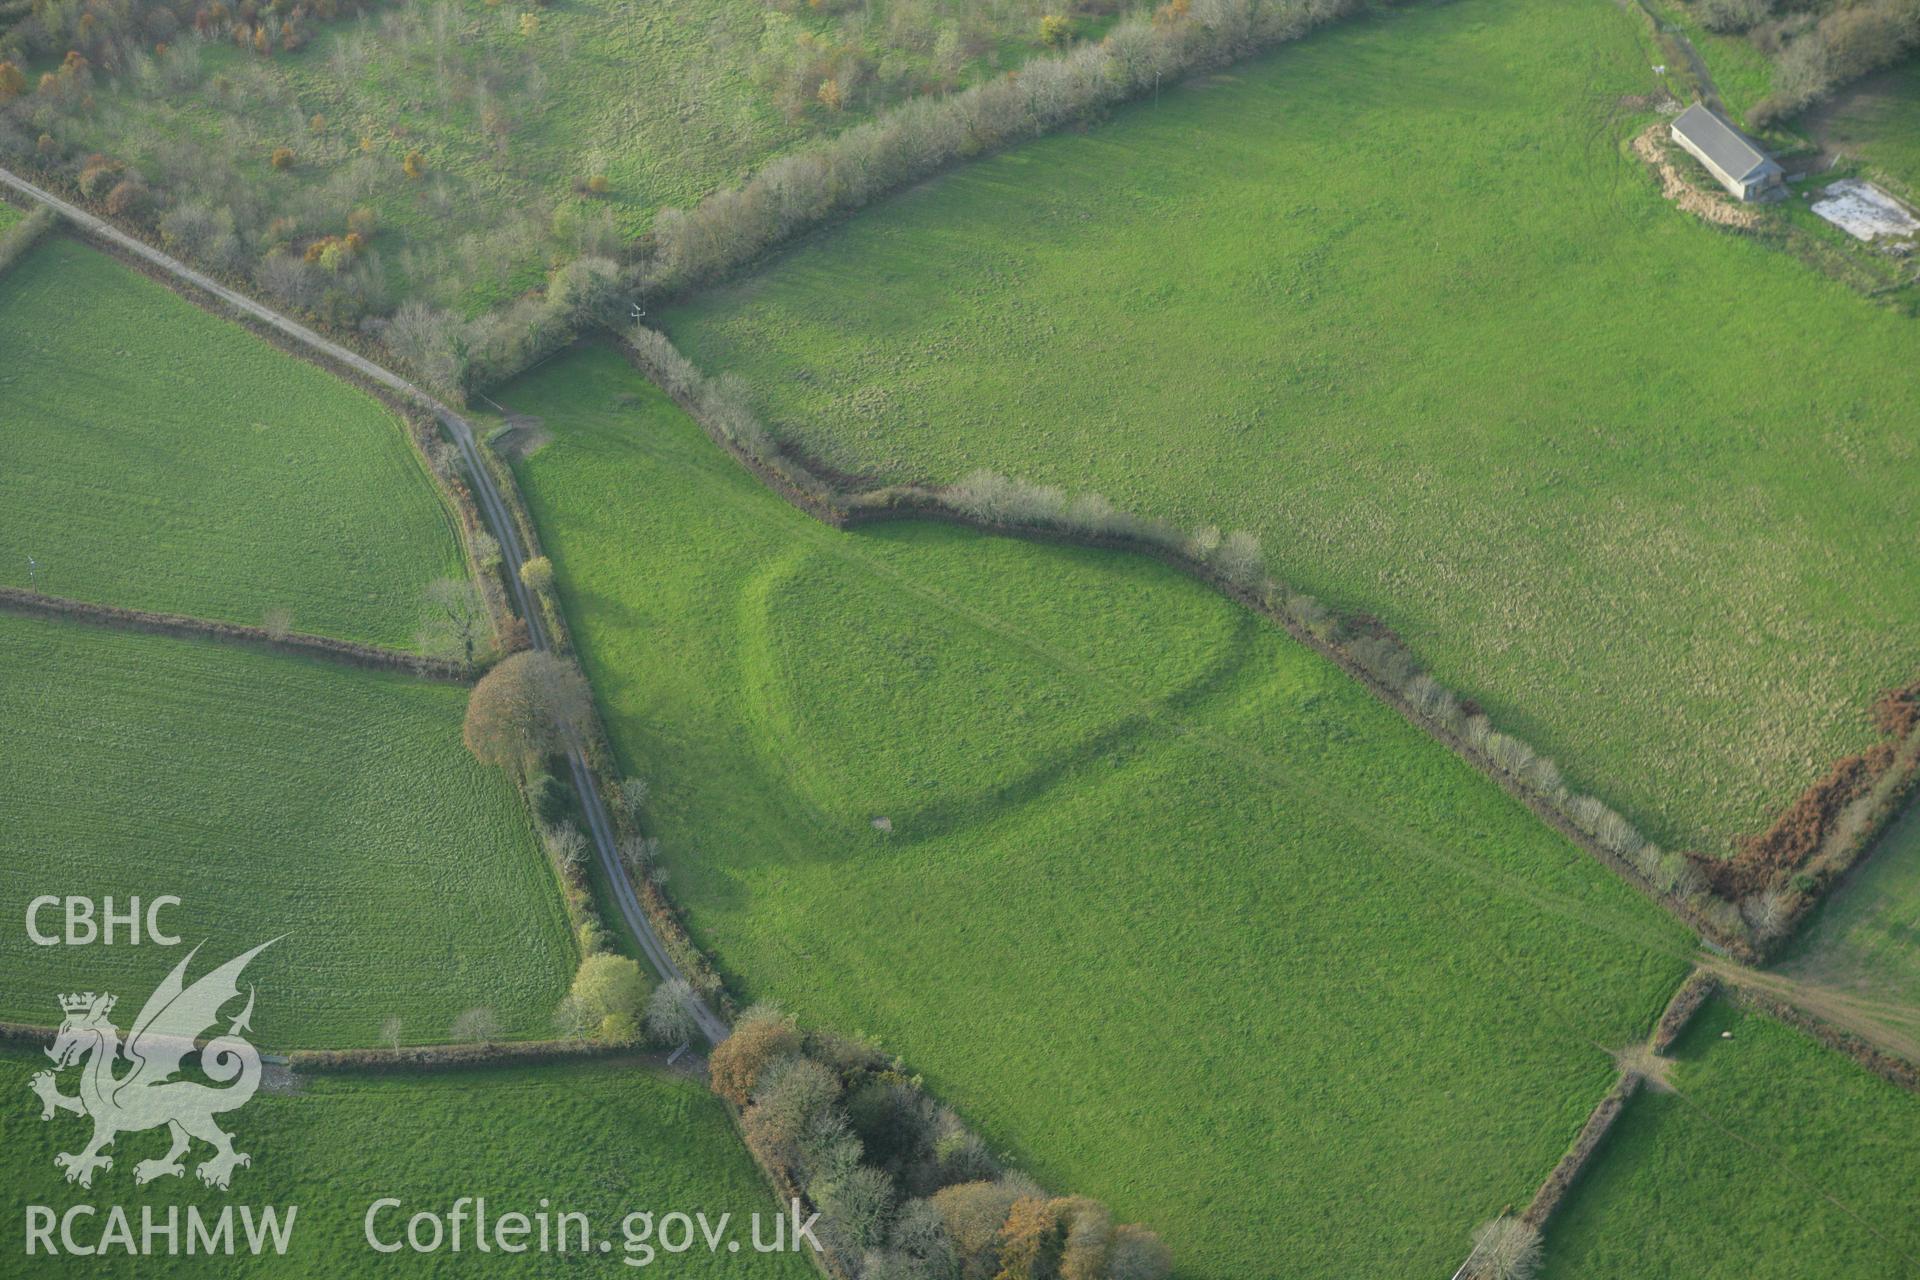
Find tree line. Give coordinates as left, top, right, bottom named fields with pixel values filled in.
left=1692, top=0, right=1920, bottom=127
left=712, top=1005, right=1174, bottom=1280
left=639, top=0, right=1365, bottom=300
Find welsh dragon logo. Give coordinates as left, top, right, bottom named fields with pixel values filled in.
left=28, top=940, right=276, bottom=1191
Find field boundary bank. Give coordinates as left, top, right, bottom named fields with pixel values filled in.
left=614, top=334, right=1762, bottom=960
left=288, top=1038, right=659, bottom=1073
left=0, top=1019, right=669, bottom=1073
left=1651, top=969, right=1720, bottom=1054
left=0, top=585, right=471, bottom=681
left=851, top=497, right=1758, bottom=948
left=1519, top=966, right=1919, bottom=1275
left=0, top=202, right=54, bottom=281
left=479, top=407, right=1173, bottom=1276
left=7, top=103, right=1903, bottom=1277
left=623, top=319, right=1920, bottom=970
left=632, top=0, right=1371, bottom=305
left=457, top=412, right=742, bottom=1022
left=1753, top=714, right=1920, bottom=955
left=1522, top=1069, right=1643, bottom=1232
left=866, top=491, right=1920, bottom=969
left=1478, top=967, right=1718, bottom=1275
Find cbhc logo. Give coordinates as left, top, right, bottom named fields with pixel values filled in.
left=26, top=897, right=182, bottom=946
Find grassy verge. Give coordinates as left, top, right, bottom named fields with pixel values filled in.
left=0, top=1047, right=816, bottom=1278
left=497, top=343, right=1693, bottom=1278
left=0, top=235, right=466, bottom=649
left=0, top=611, right=573, bottom=1048
left=659, top=0, right=1920, bottom=860
left=1539, top=998, right=1920, bottom=1277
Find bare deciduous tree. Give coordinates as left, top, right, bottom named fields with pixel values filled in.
left=618, top=834, right=661, bottom=881
left=420, top=575, right=484, bottom=666
left=551, top=993, right=596, bottom=1040
left=449, top=1006, right=501, bottom=1044
left=643, top=978, right=697, bottom=1047
left=1466, top=1217, right=1542, bottom=1280
left=617, top=776, right=650, bottom=818
left=542, top=821, right=589, bottom=871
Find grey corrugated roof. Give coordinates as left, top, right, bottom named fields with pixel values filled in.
left=1672, top=103, right=1781, bottom=183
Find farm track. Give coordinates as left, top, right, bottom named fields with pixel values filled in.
left=0, top=164, right=729, bottom=1048
left=1702, top=958, right=1920, bottom=1067
left=1627, top=0, right=1725, bottom=113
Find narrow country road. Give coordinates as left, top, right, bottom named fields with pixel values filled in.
left=0, top=164, right=730, bottom=1047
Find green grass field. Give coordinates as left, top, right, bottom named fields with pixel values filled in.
left=1778, top=805, right=1920, bottom=1027
left=498, top=344, right=1694, bottom=1278
left=1539, top=999, right=1920, bottom=1278
left=0, top=236, right=466, bottom=648
left=1808, top=60, right=1920, bottom=194
left=0, top=612, right=573, bottom=1048
left=0, top=1049, right=815, bottom=1278
left=661, top=0, right=1920, bottom=859
left=0, top=200, right=19, bottom=231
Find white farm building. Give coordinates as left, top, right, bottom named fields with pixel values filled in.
left=1670, top=103, right=1785, bottom=202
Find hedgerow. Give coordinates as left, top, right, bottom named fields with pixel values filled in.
left=638, top=0, right=1365, bottom=299
left=0, top=0, right=1365, bottom=398
left=712, top=1005, right=1172, bottom=1280
left=0, top=200, right=51, bottom=276
left=1739, top=0, right=1920, bottom=126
